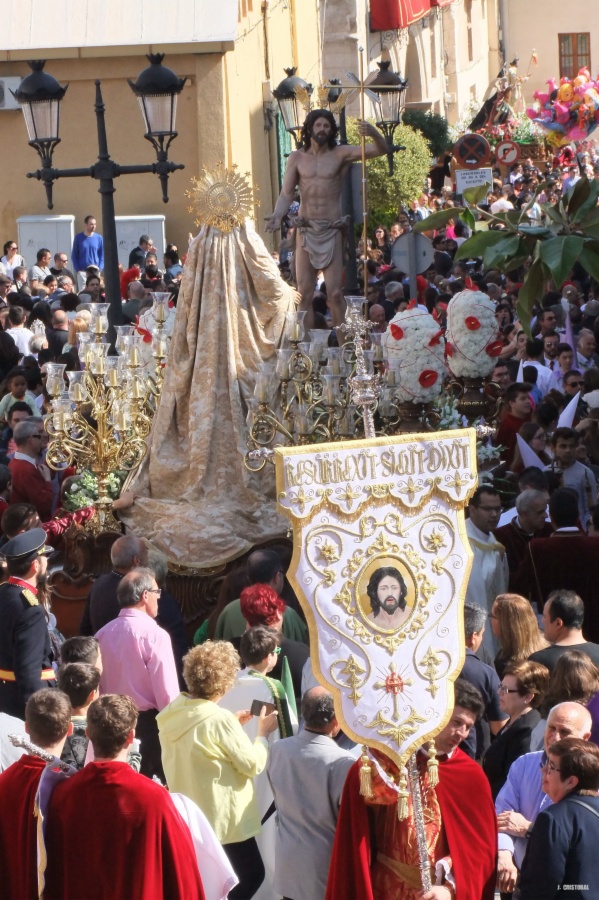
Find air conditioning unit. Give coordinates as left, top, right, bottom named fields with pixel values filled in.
left=0, top=78, right=23, bottom=112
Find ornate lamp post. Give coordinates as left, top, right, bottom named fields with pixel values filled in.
left=272, top=67, right=313, bottom=149
left=14, top=54, right=186, bottom=331
left=369, top=61, right=408, bottom=175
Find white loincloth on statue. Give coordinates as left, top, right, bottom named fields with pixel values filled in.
left=219, top=671, right=298, bottom=900
left=465, top=519, right=509, bottom=657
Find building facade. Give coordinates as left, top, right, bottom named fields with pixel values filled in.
left=0, top=0, right=321, bottom=253
left=321, top=0, right=501, bottom=125
left=502, top=1, right=598, bottom=101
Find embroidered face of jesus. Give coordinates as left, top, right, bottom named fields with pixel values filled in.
left=366, top=566, right=408, bottom=630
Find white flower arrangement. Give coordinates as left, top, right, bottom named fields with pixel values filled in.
left=383, top=306, right=447, bottom=404
left=446, top=289, right=501, bottom=379
left=434, top=391, right=464, bottom=430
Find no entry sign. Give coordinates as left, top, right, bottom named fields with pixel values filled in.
left=454, top=134, right=491, bottom=169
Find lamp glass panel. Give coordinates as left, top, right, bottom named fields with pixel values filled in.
left=22, top=99, right=60, bottom=142
left=278, top=96, right=300, bottom=133
left=137, top=94, right=177, bottom=136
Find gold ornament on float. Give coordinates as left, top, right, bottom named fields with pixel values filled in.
left=186, top=163, right=256, bottom=233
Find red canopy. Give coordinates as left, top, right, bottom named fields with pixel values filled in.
left=370, top=0, right=454, bottom=31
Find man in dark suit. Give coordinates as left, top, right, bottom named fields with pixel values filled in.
left=513, top=488, right=599, bottom=639
left=494, top=488, right=553, bottom=587
left=127, top=234, right=152, bottom=270
left=121, top=280, right=146, bottom=325
left=0, top=529, right=56, bottom=717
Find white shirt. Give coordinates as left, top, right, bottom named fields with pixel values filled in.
left=5, top=327, right=35, bottom=356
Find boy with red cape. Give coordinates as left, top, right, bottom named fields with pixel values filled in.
left=325, top=679, right=498, bottom=900
left=44, top=693, right=205, bottom=900
left=0, top=688, right=73, bottom=900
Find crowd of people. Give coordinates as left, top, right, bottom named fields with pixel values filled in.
left=4, top=137, right=599, bottom=898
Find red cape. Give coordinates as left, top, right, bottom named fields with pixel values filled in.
left=0, top=755, right=46, bottom=900
left=44, top=760, right=206, bottom=900
left=326, top=749, right=498, bottom=900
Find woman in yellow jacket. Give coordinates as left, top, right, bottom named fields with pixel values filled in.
left=158, top=641, right=278, bottom=900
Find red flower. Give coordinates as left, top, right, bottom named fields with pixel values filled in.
left=465, top=316, right=481, bottom=331
left=485, top=340, right=504, bottom=357
left=134, top=315, right=153, bottom=344
left=429, top=330, right=444, bottom=347
left=445, top=342, right=454, bottom=357
left=419, top=369, right=438, bottom=387
left=390, top=324, right=404, bottom=340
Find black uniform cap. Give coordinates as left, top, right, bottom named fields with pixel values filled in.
left=1, top=528, right=53, bottom=564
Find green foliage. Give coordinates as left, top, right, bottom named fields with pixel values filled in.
left=417, top=176, right=599, bottom=335
left=402, top=109, right=451, bottom=157
left=62, top=470, right=126, bottom=512
left=346, top=118, right=432, bottom=222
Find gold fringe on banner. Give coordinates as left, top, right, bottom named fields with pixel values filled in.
left=427, top=741, right=439, bottom=787
left=397, top=766, right=409, bottom=820
left=359, top=746, right=374, bottom=799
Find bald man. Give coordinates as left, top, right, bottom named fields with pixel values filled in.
left=495, top=701, right=592, bottom=894
left=368, top=303, right=387, bottom=333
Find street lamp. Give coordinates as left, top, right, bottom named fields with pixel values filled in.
left=273, top=67, right=313, bottom=149
left=14, top=55, right=186, bottom=331
left=369, top=61, right=408, bottom=175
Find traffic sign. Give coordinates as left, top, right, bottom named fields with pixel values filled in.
left=455, top=167, right=493, bottom=195
left=495, top=140, right=521, bottom=166
left=391, top=233, right=434, bottom=275
left=453, top=133, right=491, bottom=169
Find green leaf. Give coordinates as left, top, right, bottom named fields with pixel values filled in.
left=482, top=234, right=522, bottom=269
left=578, top=241, right=599, bottom=283
left=412, top=208, right=457, bottom=232
left=517, top=225, right=552, bottom=237
left=454, top=230, right=508, bottom=261
left=543, top=204, right=567, bottom=226
left=516, top=259, right=547, bottom=335
left=566, top=176, right=591, bottom=218
left=578, top=207, right=599, bottom=230
left=463, top=183, right=492, bottom=206
left=571, top=179, right=599, bottom=224
left=462, top=208, right=476, bottom=232
left=539, top=235, right=585, bottom=288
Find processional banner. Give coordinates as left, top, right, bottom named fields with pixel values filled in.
left=275, top=429, right=477, bottom=768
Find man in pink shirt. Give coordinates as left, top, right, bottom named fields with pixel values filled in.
left=96, top=566, right=179, bottom=781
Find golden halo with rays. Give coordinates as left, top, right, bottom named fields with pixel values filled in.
left=186, top=162, right=257, bottom=233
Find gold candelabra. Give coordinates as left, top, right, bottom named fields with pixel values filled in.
left=245, top=297, right=408, bottom=470
left=43, top=293, right=173, bottom=533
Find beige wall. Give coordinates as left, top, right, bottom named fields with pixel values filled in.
left=320, top=0, right=500, bottom=126
left=0, top=1, right=321, bottom=258
left=503, top=0, right=598, bottom=100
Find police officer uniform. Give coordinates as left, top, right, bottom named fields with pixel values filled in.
left=0, top=529, right=55, bottom=718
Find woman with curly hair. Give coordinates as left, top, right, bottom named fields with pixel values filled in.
left=158, top=641, right=278, bottom=899
left=490, top=593, right=549, bottom=679
left=482, top=659, right=550, bottom=799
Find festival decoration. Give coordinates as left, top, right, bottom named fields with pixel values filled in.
left=43, top=294, right=173, bottom=533
left=186, top=163, right=256, bottom=233
left=382, top=305, right=447, bottom=403
left=445, top=288, right=500, bottom=379
left=526, top=68, right=599, bottom=147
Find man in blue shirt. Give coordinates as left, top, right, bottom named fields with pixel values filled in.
left=495, top=701, right=592, bottom=895
left=71, top=216, right=104, bottom=289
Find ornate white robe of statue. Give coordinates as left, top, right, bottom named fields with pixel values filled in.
left=219, top=670, right=298, bottom=900
left=465, top=519, right=509, bottom=656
